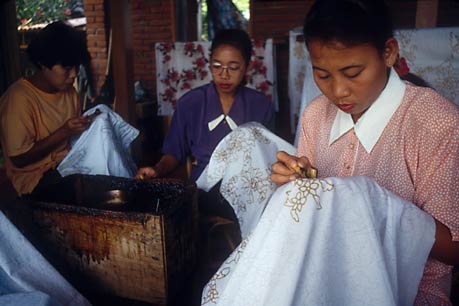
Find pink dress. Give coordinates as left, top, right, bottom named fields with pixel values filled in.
left=297, top=82, right=459, bottom=305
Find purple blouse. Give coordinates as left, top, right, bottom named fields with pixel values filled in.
left=163, top=82, right=274, bottom=181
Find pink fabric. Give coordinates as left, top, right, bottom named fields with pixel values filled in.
left=297, top=83, right=459, bottom=305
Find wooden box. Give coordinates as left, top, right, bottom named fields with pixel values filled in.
left=1, top=175, right=197, bottom=306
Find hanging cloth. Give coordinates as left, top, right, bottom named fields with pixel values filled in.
left=206, top=0, right=248, bottom=39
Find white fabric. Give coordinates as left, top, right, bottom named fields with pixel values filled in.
left=290, top=27, right=459, bottom=145
left=196, top=122, right=296, bottom=239
left=329, top=68, right=406, bottom=153
left=289, top=28, right=321, bottom=139
left=395, top=27, right=459, bottom=105
left=155, top=39, right=277, bottom=116
left=200, top=124, right=435, bottom=306
left=57, top=104, right=139, bottom=178
left=208, top=114, right=238, bottom=131
left=0, top=211, right=92, bottom=306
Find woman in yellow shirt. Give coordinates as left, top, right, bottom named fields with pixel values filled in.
left=0, top=21, right=92, bottom=196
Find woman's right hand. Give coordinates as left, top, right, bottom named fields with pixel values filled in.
left=62, top=116, right=93, bottom=137
left=136, top=167, right=159, bottom=180
left=271, top=151, right=313, bottom=186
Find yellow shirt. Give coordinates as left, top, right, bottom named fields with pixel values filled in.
left=0, top=78, right=79, bottom=195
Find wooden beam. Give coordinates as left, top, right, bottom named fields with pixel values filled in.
left=416, top=0, right=439, bottom=28
left=109, top=0, right=136, bottom=126
left=0, top=0, right=21, bottom=95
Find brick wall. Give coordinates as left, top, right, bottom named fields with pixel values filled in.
left=83, top=0, right=108, bottom=96
left=83, top=0, right=175, bottom=98
left=130, top=0, right=175, bottom=98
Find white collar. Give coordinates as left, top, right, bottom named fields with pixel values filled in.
left=329, top=68, right=406, bottom=153
left=208, top=114, right=238, bottom=131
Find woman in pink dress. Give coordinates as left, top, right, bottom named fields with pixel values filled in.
left=271, top=0, right=459, bottom=305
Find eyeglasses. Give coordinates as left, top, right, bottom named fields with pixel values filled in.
left=210, top=62, right=241, bottom=75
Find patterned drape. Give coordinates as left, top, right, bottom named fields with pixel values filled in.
left=155, top=39, right=276, bottom=116
left=289, top=27, right=459, bottom=142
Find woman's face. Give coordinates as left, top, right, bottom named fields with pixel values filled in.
left=308, top=38, right=398, bottom=122
left=210, top=44, right=247, bottom=96
left=41, top=64, right=78, bottom=93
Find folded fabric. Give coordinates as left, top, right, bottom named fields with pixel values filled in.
left=196, top=122, right=296, bottom=239
left=0, top=211, right=92, bottom=306
left=0, top=292, right=61, bottom=306
left=199, top=124, right=435, bottom=306
left=201, top=176, right=435, bottom=306
left=57, top=104, right=139, bottom=178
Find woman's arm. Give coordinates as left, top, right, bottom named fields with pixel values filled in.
left=10, top=116, right=92, bottom=168
left=430, top=219, right=459, bottom=265
left=136, top=154, right=180, bottom=179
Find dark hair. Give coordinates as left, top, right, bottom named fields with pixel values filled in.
left=27, top=21, right=91, bottom=69
left=210, top=29, right=253, bottom=66
left=303, top=0, right=393, bottom=53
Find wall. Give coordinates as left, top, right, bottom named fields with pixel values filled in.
left=83, top=0, right=108, bottom=96
left=84, top=0, right=176, bottom=98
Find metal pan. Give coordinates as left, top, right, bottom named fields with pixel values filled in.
left=101, top=189, right=131, bottom=206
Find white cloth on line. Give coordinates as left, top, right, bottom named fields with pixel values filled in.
left=0, top=211, right=92, bottom=306
left=57, top=104, right=139, bottom=178
left=199, top=123, right=435, bottom=306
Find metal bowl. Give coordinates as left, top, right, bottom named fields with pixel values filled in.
left=101, top=189, right=130, bottom=206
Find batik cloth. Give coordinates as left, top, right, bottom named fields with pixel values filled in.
left=199, top=123, right=435, bottom=306
left=298, top=71, right=459, bottom=305
left=57, top=104, right=139, bottom=178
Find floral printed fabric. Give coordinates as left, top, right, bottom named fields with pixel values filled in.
left=155, top=40, right=276, bottom=116
left=198, top=124, right=435, bottom=306
left=196, top=122, right=295, bottom=239
left=289, top=27, right=459, bottom=141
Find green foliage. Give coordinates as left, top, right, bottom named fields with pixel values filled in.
left=233, top=0, right=250, bottom=19
left=16, top=0, right=71, bottom=26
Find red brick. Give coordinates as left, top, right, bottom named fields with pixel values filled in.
left=86, top=40, right=97, bottom=47
left=84, top=0, right=103, bottom=4
left=83, top=4, right=94, bottom=11
left=84, top=11, right=100, bottom=17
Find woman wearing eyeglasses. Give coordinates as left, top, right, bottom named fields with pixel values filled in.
left=136, top=29, right=273, bottom=292
left=136, top=29, right=274, bottom=182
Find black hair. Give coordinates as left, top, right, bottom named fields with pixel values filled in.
left=27, top=21, right=91, bottom=69
left=210, top=28, right=253, bottom=66
left=303, top=0, right=394, bottom=53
